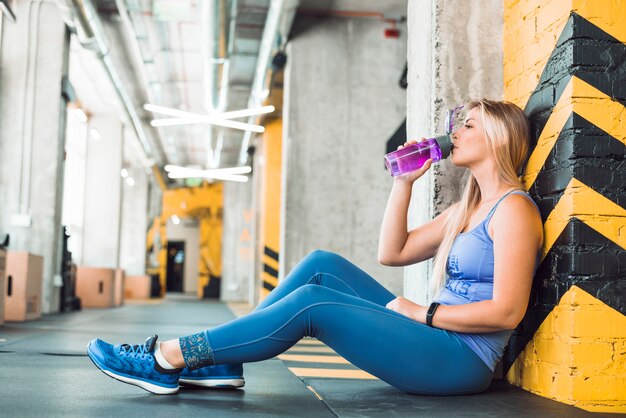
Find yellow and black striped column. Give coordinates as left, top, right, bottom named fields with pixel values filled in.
left=259, top=118, right=283, bottom=301
left=504, top=1, right=625, bottom=413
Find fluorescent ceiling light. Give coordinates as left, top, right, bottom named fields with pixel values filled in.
left=126, top=177, right=136, bottom=187
left=145, top=104, right=274, bottom=120
left=144, top=103, right=274, bottom=132
left=164, top=165, right=252, bottom=176
left=167, top=172, right=249, bottom=183
left=120, top=168, right=129, bottom=178
left=151, top=117, right=265, bottom=133
left=164, top=165, right=250, bottom=183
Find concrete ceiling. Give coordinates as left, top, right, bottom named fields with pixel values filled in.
left=69, top=0, right=407, bottom=174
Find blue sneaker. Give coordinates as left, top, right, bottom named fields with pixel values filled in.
left=87, top=335, right=180, bottom=395
left=180, top=364, right=245, bottom=388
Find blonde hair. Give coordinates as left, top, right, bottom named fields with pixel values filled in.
left=429, top=99, right=531, bottom=298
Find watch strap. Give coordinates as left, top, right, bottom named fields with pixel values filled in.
left=426, top=302, right=440, bottom=327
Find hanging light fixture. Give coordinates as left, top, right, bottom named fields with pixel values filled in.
left=164, top=164, right=252, bottom=183
left=144, top=104, right=274, bottom=133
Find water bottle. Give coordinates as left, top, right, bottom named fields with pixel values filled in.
left=384, top=134, right=453, bottom=177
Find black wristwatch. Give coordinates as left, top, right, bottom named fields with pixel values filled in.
left=426, top=302, right=441, bottom=327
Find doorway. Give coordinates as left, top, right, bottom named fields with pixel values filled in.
left=166, top=241, right=185, bottom=293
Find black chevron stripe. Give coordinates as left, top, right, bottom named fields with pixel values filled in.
left=523, top=12, right=626, bottom=150
left=264, top=246, right=279, bottom=262
left=529, top=114, right=625, bottom=222
left=503, top=220, right=626, bottom=370
left=504, top=12, right=626, bottom=376
left=264, top=263, right=278, bottom=279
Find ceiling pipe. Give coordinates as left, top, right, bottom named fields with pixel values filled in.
left=56, top=0, right=161, bottom=168
left=202, top=0, right=230, bottom=113
left=201, top=0, right=220, bottom=168
left=202, top=0, right=239, bottom=169
left=238, top=0, right=299, bottom=164
left=115, top=0, right=172, bottom=164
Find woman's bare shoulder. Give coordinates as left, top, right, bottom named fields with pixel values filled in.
left=490, top=193, right=543, bottom=246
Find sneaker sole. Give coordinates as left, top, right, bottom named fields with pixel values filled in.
left=87, top=341, right=179, bottom=395
left=179, top=377, right=245, bottom=389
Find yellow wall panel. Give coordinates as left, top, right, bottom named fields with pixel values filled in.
left=258, top=118, right=283, bottom=300
left=503, top=0, right=571, bottom=107
left=158, top=183, right=223, bottom=298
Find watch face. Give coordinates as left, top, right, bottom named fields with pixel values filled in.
left=427, top=303, right=439, bottom=315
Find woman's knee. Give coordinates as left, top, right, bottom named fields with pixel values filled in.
left=303, top=249, right=344, bottom=265
left=290, top=283, right=334, bottom=304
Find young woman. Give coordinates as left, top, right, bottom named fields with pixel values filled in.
left=87, top=99, right=543, bottom=396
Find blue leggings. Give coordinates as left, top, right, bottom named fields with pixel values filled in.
left=179, top=250, right=493, bottom=395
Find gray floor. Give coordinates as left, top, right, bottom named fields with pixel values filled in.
left=0, top=297, right=611, bottom=417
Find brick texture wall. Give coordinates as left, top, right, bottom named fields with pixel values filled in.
left=503, top=1, right=626, bottom=413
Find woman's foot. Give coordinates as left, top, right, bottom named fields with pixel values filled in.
left=180, top=364, right=245, bottom=389
left=87, top=335, right=181, bottom=395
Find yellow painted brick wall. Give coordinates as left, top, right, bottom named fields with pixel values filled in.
left=503, top=0, right=626, bottom=413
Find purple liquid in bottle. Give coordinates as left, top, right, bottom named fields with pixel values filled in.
left=384, top=138, right=445, bottom=176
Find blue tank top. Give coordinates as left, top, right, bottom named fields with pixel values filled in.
left=436, top=189, right=541, bottom=371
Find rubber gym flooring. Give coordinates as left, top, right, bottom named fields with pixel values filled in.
left=0, top=296, right=609, bottom=417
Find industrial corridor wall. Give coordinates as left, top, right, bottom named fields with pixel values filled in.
left=148, top=184, right=224, bottom=298
left=258, top=119, right=283, bottom=302
left=503, top=1, right=625, bottom=413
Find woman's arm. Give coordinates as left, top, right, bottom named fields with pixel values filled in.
left=378, top=156, right=457, bottom=266
left=387, top=194, right=543, bottom=332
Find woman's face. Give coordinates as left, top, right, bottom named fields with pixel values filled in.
left=449, top=107, right=491, bottom=169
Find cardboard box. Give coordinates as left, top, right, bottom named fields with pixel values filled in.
left=124, top=275, right=151, bottom=300
left=114, top=268, right=125, bottom=307
left=75, top=266, right=115, bottom=308
left=4, top=251, right=44, bottom=322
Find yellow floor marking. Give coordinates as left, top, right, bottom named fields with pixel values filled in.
left=293, top=339, right=324, bottom=346
left=286, top=346, right=335, bottom=354
left=289, top=367, right=378, bottom=380
left=278, top=354, right=350, bottom=364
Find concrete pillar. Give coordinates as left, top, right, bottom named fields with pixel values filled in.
left=0, top=1, right=70, bottom=314
left=221, top=180, right=254, bottom=302
left=405, top=0, right=503, bottom=304
left=119, top=163, right=148, bottom=276
left=81, top=116, right=123, bottom=268
left=282, top=16, right=407, bottom=295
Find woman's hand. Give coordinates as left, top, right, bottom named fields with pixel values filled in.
left=394, top=138, right=433, bottom=184
left=386, top=297, right=427, bottom=323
